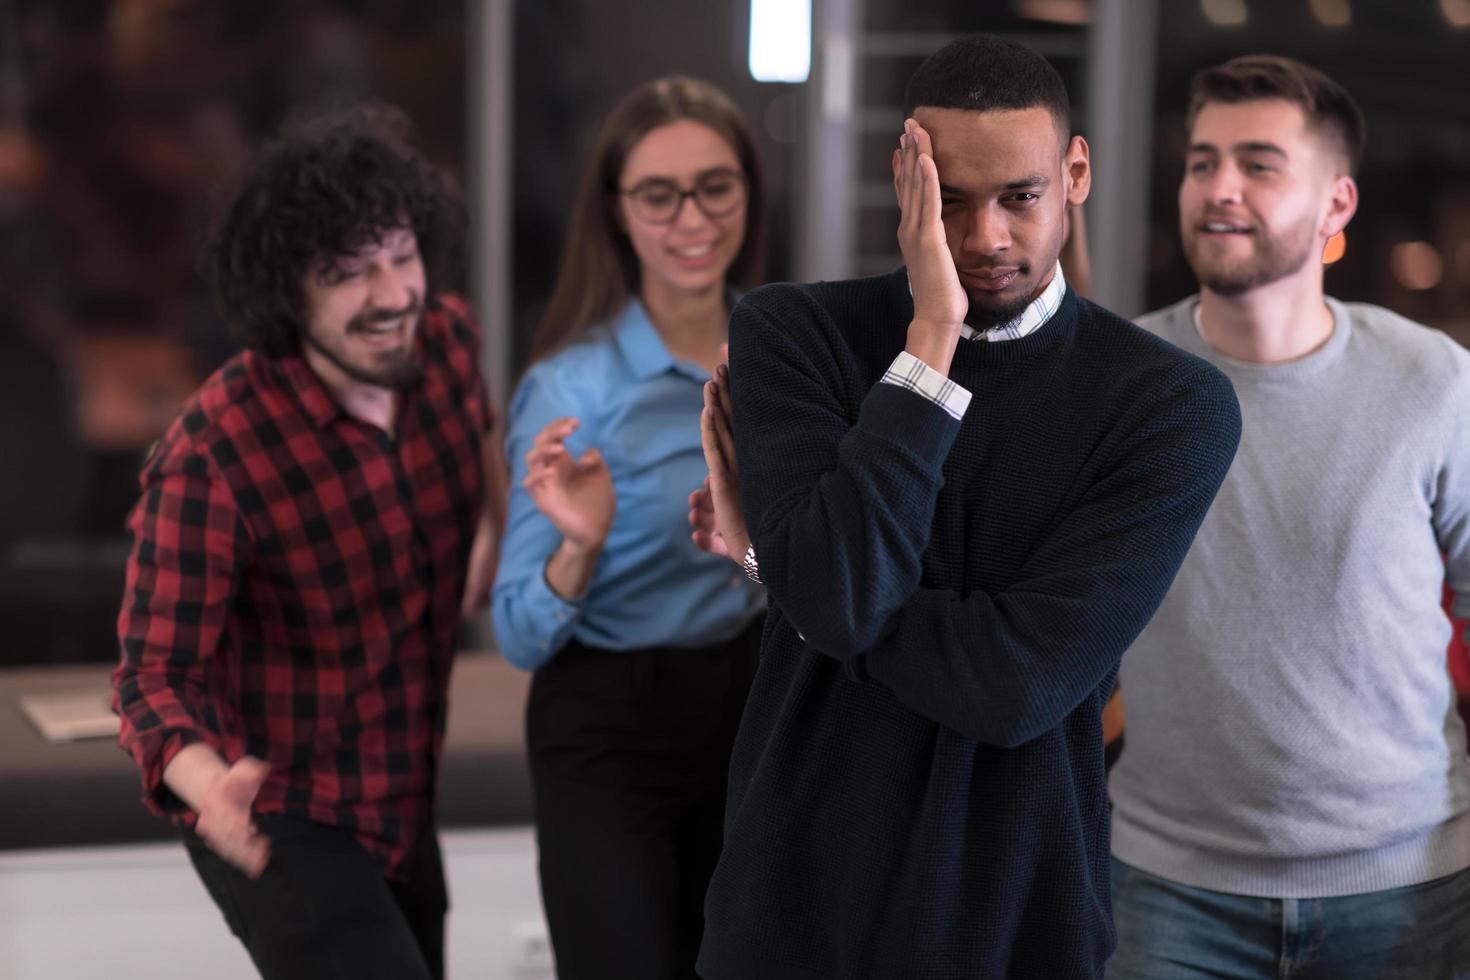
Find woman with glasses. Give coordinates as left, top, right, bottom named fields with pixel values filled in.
left=491, top=76, right=767, bottom=980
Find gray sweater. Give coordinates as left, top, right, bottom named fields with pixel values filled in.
left=1110, top=295, right=1470, bottom=898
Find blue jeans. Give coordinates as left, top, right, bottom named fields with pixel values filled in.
left=1107, top=856, right=1470, bottom=979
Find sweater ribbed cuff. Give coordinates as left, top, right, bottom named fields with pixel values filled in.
left=857, top=377, right=964, bottom=466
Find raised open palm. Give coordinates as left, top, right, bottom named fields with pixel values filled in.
left=524, top=417, right=616, bottom=550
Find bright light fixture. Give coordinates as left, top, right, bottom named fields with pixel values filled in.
left=749, top=0, right=812, bottom=83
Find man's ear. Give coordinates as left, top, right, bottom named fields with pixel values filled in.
left=1064, top=135, right=1091, bottom=207
left=1322, top=174, right=1357, bottom=239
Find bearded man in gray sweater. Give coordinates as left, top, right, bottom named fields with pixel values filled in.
left=1106, top=55, right=1470, bottom=978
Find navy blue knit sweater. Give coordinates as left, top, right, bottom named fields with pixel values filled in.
left=697, top=270, right=1240, bottom=979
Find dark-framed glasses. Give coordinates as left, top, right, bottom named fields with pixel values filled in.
left=619, top=169, right=747, bottom=225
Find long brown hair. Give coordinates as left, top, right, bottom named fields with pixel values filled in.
left=528, top=76, right=767, bottom=364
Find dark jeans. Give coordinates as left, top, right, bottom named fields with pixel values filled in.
left=183, top=813, right=447, bottom=980
left=527, top=617, right=762, bottom=980
left=1108, top=856, right=1470, bottom=979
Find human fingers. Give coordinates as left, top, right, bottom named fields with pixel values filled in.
left=701, top=390, right=728, bottom=474
left=530, top=417, right=578, bottom=450
left=705, top=386, right=739, bottom=482
left=711, top=364, right=735, bottom=424
left=690, top=505, right=718, bottom=535
left=237, top=833, right=271, bottom=878
left=575, top=447, right=607, bottom=472
left=210, top=824, right=270, bottom=879
left=523, top=468, right=557, bottom=499
left=691, top=528, right=731, bottom=557
left=197, top=800, right=268, bottom=878
left=524, top=442, right=571, bottom=473
left=231, top=756, right=271, bottom=795
left=709, top=379, right=738, bottom=479
left=912, top=121, right=935, bottom=163
left=910, top=123, right=942, bottom=230
left=899, top=120, right=924, bottom=230
left=919, top=152, right=942, bottom=234
left=895, top=127, right=912, bottom=224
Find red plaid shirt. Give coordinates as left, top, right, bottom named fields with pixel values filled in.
left=114, top=294, right=490, bottom=876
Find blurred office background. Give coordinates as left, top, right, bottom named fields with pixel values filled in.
left=0, top=1, right=1467, bottom=977
left=2, top=0, right=1468, bottom=669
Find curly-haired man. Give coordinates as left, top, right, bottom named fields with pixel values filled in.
left=112, top=105, right=508, bottom=980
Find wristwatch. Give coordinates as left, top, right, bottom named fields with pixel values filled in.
left=741, top=544, right=762, bottom=584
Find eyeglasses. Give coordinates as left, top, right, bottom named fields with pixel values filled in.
left=619, top=169, right=748, bottom=225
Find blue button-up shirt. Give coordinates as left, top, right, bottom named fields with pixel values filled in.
left=492, top=300, right=766, bottom=671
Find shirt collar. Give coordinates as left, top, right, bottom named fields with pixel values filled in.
left=959, top=261, right=1067, bottom=342
left=611, top=298, right=715, bottom=382
left=274, top=353, right=345, bottom=429
left=904, top=262, right=1067, bottom=343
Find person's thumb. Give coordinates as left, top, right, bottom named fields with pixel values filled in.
left=226, top=756, right=272, bottom=806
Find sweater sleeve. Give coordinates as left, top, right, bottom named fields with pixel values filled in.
left=860, top=367, right=1241, bottom=746
left=730, top=291, right=963, bottom=656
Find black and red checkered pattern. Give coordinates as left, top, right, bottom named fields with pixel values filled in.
left=114, top=294, right=491, bottom=875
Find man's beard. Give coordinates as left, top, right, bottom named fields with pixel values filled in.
left=1183, top=214, right=1317, bottom=297
left=304, top=303, right=425, bottom=392
left=963, top=264, right=1042, bottom=334
left=960, top=215, right=1064, bottom=335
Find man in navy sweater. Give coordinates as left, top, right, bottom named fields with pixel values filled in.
left=688, top=35, right=1241, bottom=978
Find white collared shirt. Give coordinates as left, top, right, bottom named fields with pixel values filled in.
left=886, top=262, right=1067, bottom=419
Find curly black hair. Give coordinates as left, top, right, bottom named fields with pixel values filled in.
left=205, top=103, right=465, bottom=359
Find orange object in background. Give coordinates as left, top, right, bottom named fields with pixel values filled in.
left=1103, top=689, right=1125, bottom=746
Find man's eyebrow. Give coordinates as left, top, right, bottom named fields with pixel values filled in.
left=1188, top=141, right=1288, bottom=158
left=1233, top=140, right=1288, bottom=158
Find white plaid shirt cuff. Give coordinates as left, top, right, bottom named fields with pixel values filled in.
left=881, top=351, right=972, bottom=421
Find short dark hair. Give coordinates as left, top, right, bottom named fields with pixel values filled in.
left=1187, top=55, right=1366, bottom=175
left=206, top=104, right=464, bottom=359
left=902, top=34, right=1070, bottom=137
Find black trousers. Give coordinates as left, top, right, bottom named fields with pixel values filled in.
left=526, top=617, right=762, bottom=980
left=183, top=813, right=447, bottom=980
